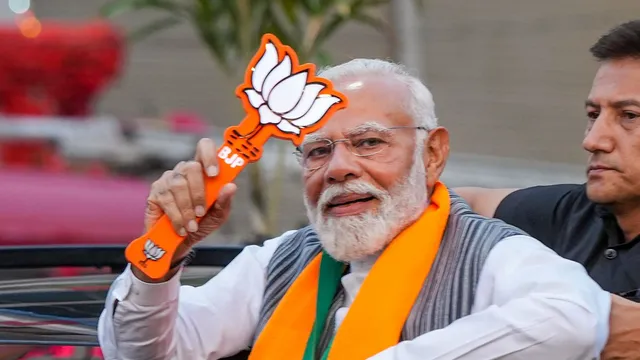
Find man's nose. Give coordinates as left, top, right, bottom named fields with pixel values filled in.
left=583, top=116, right=615, bottom=154
left=324, top=143, right=362, bottom=183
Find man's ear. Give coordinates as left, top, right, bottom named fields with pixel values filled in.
left=424, top=126, right=450, bottom=190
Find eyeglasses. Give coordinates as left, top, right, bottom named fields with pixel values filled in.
left=294, top=125, right=428, bottom=171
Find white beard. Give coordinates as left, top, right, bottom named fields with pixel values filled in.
left=304, top=148, right=428, bottom=262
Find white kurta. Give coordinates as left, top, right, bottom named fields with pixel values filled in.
left=98, top=233, right=611, bottom=360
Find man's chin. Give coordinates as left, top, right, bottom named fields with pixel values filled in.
left=586, top=183, right=618, bottom=205
left=318, top=229, right=391, bottom=263
left=321, top=242, right=385, bottom=263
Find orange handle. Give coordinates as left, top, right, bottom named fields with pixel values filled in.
left=124, top=33, right=348, bottom=280
left=126, top=122, right=268, bottom=280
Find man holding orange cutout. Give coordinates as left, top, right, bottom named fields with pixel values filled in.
left=98, top=59, right=611, bottom=359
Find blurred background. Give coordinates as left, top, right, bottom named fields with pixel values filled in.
left=1, top=0, right=639, bottom=247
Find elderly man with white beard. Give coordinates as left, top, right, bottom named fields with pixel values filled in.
left=97, top=59, right=611, bottom=360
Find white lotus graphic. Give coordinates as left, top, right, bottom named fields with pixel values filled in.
left=140, top=239, right=166, bottom=267
left=243, top=41, right=342, bottom=135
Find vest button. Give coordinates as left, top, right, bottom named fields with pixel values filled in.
left=604, top=248, right=618, bottom=260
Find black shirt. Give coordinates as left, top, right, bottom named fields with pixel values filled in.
left=494, top=183, right=640, bottom=296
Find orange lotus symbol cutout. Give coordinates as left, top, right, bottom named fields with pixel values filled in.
left=240, top=39, right=343, bottom=137
left=139, top=239, right=166, bottom=268
left=231, top=33, right=347, bottom=146
left=124, top=33, right=348, bottom=280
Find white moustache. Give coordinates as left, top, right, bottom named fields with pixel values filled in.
left=317, top=180, right=388, bottom=210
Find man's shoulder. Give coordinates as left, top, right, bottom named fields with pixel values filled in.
left=458, top=210, right=529, bottom=237
left=523, top=183, right=586, bottom=196
left=276, top=225, right=318, bottom=243
left=492, top=183, right=597, bottom=251
left=450, top=195, right=529, bottom=239
left=261, top=226, right=322, bottom=255
left=508, top=183, right=587, bottom=206
left=260, top=226, right=314, bottom=242
left=496, top=183, right=590, bottom=219
left=259, top=227, right=323, bottom=281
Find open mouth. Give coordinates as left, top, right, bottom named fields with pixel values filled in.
left=326, top=195, right=376, bottom=209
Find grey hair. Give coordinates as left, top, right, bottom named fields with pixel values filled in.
left=317, top=58, right=439, bottom=140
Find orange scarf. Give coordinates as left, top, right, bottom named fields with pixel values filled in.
left=249, top=182, right=451, bottom=359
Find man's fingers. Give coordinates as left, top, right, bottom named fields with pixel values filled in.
left=149, top=175, right=186, bottom=236
left=144, top=173, right=170, bottom=233
left=194, top=183, right=236, bottom=232
left=195, top=138, right=219, bottom=177
left=146, top=193, right=185, bottom=236
left=216, top=183, right=237, bottom=210
left=168, top=171, right=198, bottom=234
left=181, top=161, right=207, bottom=217
left=208, top=183, right=237, bottom=218
left=145, top=142, right=234, bottom=239
left=143, top=200, right=162, bottom=233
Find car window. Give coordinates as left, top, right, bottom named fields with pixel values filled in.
left=0, top=266, right=222, bottom=359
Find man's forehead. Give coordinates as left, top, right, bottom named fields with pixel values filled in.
left=297, top=74, right=413, bottom=146
left=589, top=59, right=640, bottom=104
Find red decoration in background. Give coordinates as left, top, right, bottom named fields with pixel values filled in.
left=0, top=138, right=68, bottom=170
left=168, top=111, right=210, bottom=134
left=0, top=15, right=125, bottom=171
left=0, top=16, right=124, bottom=116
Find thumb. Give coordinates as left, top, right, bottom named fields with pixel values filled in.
left=143, top=200, right=164, bottom=233
left=209, top=183, right=238, bottom=218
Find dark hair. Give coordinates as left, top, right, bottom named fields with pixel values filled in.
left=590, top=20, right=640, bottom=61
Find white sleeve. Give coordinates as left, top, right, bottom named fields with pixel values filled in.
left=368, top=235, right=611, bottom=360
left=97, top=232, right=292, bottom=360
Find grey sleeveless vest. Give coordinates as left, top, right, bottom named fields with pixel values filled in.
left=252, top=191, right=526, bottom=354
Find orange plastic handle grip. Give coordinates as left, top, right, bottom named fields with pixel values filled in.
left=125, top=33, right=348, bottom=280
left=125, top=123, right=267, bottom=279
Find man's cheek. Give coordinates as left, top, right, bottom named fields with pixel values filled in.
left=303, top=178, right=323, bottom=206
